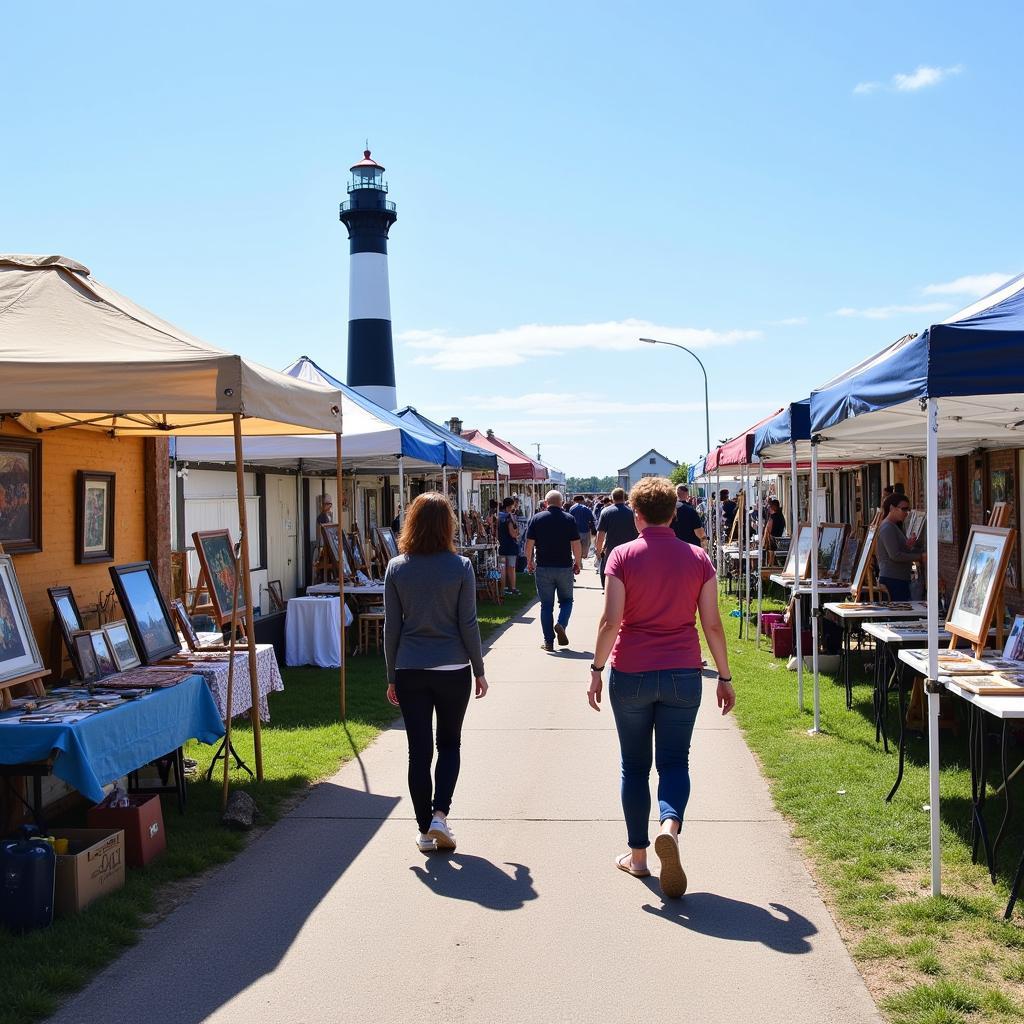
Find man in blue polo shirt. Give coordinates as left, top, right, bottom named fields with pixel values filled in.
left=525, top=490, right=582, bottom=652
left=567, top=494, right=597, bottom=562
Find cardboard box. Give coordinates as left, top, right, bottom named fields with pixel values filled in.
left=87, top=794, right=166, bottom=868
left=51, top=828, right=125, bottom=917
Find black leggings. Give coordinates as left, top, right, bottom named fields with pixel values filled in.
left=394, top=667, right=473, bottom=834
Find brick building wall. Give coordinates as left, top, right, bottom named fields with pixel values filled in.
left=0, top=419, right=168, bottom=675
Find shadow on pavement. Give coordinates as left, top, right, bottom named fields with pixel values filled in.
left=410, top=854, right=537, bottom=910
left=641, top=895, right=817, bottom=953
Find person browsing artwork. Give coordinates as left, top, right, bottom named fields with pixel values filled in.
left=588, top=476, right=735, bottom=899
left=671, top=484, right=706, bottom=547
left=384, top=492, right=489, bottom=854
left=876, top=493, right=924, bottom=602
left=497, top=496, right=521, bottom=598
left=525, top=490, right=581, bottom=652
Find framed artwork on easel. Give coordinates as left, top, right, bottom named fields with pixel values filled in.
left=816, top=523, right=848, bottom=578
left=781, top=523, right=813, bottom=579
left=836, top=530, right=861, bottom=585
left=849, top=523, right=880, bottom=601
left=0, top=555, right=46, bottom=701
left=348, top=530, right=372, bottom=576
left=376, top=526, right=400, bottom=563
left=945, top=525, right=1016, bottom=652
left=192, top=529, right=247, bottom=628
left=727, top=490, right=746, bottom=545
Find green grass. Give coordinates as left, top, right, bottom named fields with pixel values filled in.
left=0, top=578, right=535, bottom=1024
left=720, top=591, right=1024, bottom=1023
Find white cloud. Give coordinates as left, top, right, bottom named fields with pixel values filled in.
left=922, top=273, right=1014, bottom=298
left=767, top=316, right=808, bottom=326
left=834, top=302, right=951, bottom=320
left=399, top=318, right=760, bottom=371
left=854, top=64, right=963, bottom=96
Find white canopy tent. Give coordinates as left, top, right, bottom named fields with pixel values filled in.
left=0, top=255, right=348, bottom=800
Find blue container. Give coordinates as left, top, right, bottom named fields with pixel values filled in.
left=1, top=827, right=55, bottom=934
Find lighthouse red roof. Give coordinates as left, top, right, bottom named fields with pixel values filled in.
left=350, top=149, right=385, bottom=172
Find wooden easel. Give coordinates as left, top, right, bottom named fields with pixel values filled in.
left=986, top=503, right=1010, bottom=651
left=727, top=490, right=746, bottom=545
left=851, top=509, right=884, bottom=602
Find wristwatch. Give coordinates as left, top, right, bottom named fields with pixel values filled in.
left=590, top=664, right=605, bottom=672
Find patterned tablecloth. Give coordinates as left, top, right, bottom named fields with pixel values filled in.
left=186, top=643, right=285, bottom=722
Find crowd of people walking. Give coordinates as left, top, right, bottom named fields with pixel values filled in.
left=381, top=477, right=736, bottom=900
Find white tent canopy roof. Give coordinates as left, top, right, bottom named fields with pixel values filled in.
left=0, top=255, right=342, bottom=436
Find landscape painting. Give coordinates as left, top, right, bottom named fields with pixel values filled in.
left=109, top=562, right=181, bottom=664
left=193, top=529, right=245, bottom=626
left=948, top=526, right=1015, bottom=644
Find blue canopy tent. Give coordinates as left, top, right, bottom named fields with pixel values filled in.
left=808, top=272, right=1024, bottom=899
left=395, top=407, right=500, bottom=471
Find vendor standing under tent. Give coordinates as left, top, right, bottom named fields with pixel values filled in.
left=876, top=493, right=924, bottom=601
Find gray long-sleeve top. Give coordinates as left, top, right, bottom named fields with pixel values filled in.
left=383, top=552, right=485, bottom=684
left=876, top=519, right=923, bottom=582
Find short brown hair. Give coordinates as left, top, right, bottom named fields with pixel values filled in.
left=629, top=477, right=676, bottom=525
left=610, top=487, right=626, bottom=502
left=399, top=492, right=456, bottom=555
left=882, top=493, right=910, bottom=516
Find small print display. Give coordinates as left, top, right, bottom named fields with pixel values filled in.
left=87, top=629, right=117, bottom=677
left=72, top=633, right=99, bottom=682
left=816, top=524, right=847, bottom=578
left=946, top=525, right=1016, bottom=646
left=781, top=524, right=813, bottom=579
left=904, top=510, right=926, bottom=545
left=937, top=469, right=954, bottom=544
left=109, top=562, right=182, bottom=664
left=0, top=555, right=44, bottom=683
left=192, top=530, right=245, bottom=627
left=103, top=619, right=141, bottom=671
left=0, top=437, right=42, bottom=554
left=76, top=470, right=115, bottom=564
left=1004, top=614, right=1024, bottom=662
left=171, top=598, right=200, bottom=651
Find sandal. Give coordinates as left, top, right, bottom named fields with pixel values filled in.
left=654, top=834, right=687, bottom=898
left=616, top=852, right=650, bottom=878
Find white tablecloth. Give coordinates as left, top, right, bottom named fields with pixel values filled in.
left=285, top=597, right=353, bottom=668
left=186, top=643, right=285, bottom=722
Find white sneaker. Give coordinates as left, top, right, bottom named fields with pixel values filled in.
left=428, top=817, right=457, bottom=850
left=416, top=832, right=435, bottom=852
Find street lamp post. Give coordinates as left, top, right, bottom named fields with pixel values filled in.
left=638, top=337, right=711, bottom=455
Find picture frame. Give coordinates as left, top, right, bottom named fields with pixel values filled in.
left=849, top=523, right=879, bottom=601
left=937, top=468, right=954, bottom=544
left=816, top=523, right=848, bottom=578
left=904, top=510, right=926, bottom=545
left=781, top=523, right=812, bottom=579
left=1004, top=614, right=1024, bottom=662
left=48, top=585, right=85, bottom=675
left=319, top=523, right=353, bottom=578
left=72, top=633, right=99, bottom=682
left=108, top=562, right=182, bottom=664
left=83, top=628, right=118, bottom=678
left=0, top=436, right=42, bottom=554
left=267, top=579, right=285, bottom=613
left=0, top=555, right=45, bottom=684
left=171, top=598, right=200, bottom=651
left=947, top=525, right=1016, bottom=648
left=348, top=531, right=371, bottom=576
left=75, top=470, right=116, bottom=564
left=836, top=531, right=861, bottom=584
left=376, top=526, right=400, bottom=562
left=103, top=619, right=141, bottom=671
left=192, top=529, right=246, bottom=627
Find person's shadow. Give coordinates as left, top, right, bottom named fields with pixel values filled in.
left=642, top=894, right=817, bottom=953
left=411, top=854, right=537, bottom=911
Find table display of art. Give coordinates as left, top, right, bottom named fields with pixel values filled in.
left=171, top=644, right=284, bottom=721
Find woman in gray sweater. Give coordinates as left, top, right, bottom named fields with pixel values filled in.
left=876, top=493, right=924, bottom=601
left=384, top=492, right=488, bottom=853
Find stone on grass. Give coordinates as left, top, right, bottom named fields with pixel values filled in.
left=222, top=791, right=260, bottom=830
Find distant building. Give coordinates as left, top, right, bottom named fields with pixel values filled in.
left=616, top=449, right=680, bottom=492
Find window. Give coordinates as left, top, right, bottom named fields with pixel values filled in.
left=641, top=472, right=656, bottom=478
left=649, top=457, right=656, bottom=465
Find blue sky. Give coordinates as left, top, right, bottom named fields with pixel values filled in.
left=3, top=2, right=1022, bottom=475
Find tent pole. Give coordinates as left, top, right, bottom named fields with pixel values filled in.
left=233, top=414, right=264, bottom=781
left=791, top=439, right=803, bottom=710
left=337, top=432, right=346, bottom=721
left=442, top=465, right=447, bottom=501
left=715, top=468, right=722, bottom=577
left=756, top=462, right=764, bottom=647
left=741, top=465, right=749, bottom=639
left=397, top=456, right=406, bottom=526
left=810, top=439, right=821, bottom=734
left=926, top=398, right=941, bottom=896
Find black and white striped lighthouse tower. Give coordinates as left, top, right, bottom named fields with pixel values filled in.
left=339, top=149, right=399, bottom=409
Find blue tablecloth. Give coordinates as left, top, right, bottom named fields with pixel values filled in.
left=0, top=675, right=224, bottom=803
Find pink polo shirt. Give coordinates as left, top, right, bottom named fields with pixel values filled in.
left=604, top=526, right=716, bottom=673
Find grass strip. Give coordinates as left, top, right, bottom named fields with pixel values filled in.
left=0, top=578, right=535, bottom=1024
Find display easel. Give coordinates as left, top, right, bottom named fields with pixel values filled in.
left=851, top=509, right=884, bottom=602
left=727, top=490, right=746, bottom=545
left=987, top=503, right=1010, bottom=651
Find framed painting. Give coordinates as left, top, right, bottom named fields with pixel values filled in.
left=904, top=510, right=926, bottom=545
left=0, top=555, right=44, bottom=684
left=850, top=523, right=879, bottom=600
left=108, top=562, right=181, bottom=664
left=48, top=585, right=85, bottom=675
left=947, top=526, right=1016, bottom=647
left=348, top=531, right=371, bottom=575
left=781, top=524, right=812, bottom=579
left=72, top=633, right=99, bottom=682
left=267, top=580, right=285, bottom=612
left=192, top=529, right=246, bottom=627
left=320, top=523, right=353, bottom=578
left=171, top=598, right=200, bottom=651
left=103, top=619, right=141, bottom=671
left=836, top=532, right=861, bottom=584
left=1003, top=614, right=1024, bottom=662
left=85, top=629, right=118, bottom=678
left=991, top=468, right=1011, bottom=505
left=376, top=526, right=400, bottom=562
left=937, top=468, right=954, bottom=543
left=0, top=437, right=42, bottom=554
left=816, top=523, right=847, bottom=578
left=76, top=470, right=115, bottom=564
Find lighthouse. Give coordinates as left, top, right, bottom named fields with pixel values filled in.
left=339, top=149, right=399, bottom=409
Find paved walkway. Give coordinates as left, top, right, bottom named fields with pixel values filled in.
left=51, top=563, right=881, bottom=1024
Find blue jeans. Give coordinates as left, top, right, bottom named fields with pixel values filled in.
left=609, top=667, right=702, bottom=849
left=534, top=566, right=574, bottom=643
left=879, top=576, right=911, bottom=602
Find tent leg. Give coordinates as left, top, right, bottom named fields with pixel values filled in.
left=397, top=456, right=405, bottom=527
left=791, top=440, right=803, bottom=710
left=715, top=469, right=723, bottom=577
left=810, top=440, right=821, bottom=734
left=233, top=414, right=264, bottom=781
left=756, top=463, right=764, bottom=648
left=926, top=398, right=941, bottom=897
left=337, top=433, right=346, bottom=721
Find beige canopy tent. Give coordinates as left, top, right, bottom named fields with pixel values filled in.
left=0, top=254, right=347, bottom=803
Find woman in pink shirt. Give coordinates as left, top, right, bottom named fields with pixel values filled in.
left=587, top=476, right=735, bottom=898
